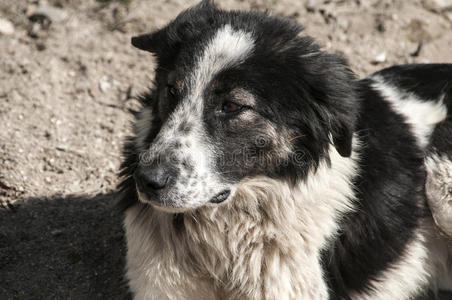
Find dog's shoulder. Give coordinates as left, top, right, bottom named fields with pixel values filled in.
left=370, top=63, right=452, bottom=102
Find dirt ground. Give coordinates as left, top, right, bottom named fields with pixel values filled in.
left=0, top=0, right=451, bottom=299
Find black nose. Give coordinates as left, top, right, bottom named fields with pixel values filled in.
left=134, top=164, right=171, bottom=195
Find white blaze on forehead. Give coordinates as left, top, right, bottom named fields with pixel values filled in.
left=144, top=25, right=255, bottom=207
left=184, top=25, right=254, bottom=166
left=189, top=24, right=255, bottom=104
left=162, top=24, right=255, bottom=137
left=153, top=24, right=255, bottom=149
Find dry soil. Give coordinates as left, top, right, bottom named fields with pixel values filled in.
left=1, top=0, right=451, bottom=299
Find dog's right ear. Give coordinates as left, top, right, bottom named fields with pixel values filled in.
left=131, top=29, right=165, bottom=53
left=131, top=1, right=217, bottom=54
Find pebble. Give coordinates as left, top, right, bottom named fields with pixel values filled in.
left=337, top=18, right=350, bottom=31
left=28, top=23, right=41, bottom=38
left=306, top=0, right=320, bottom=12
left=372, top=52, right=387, bottom=64
left=56, top=144, right=68, bottom=151
left=99, top=76, right=111, bottom=93
left=423, top=0, right=452, bottom=12
left=0, top=18, right=14, bottom=35
left=29, top=5, right=68, bottom=24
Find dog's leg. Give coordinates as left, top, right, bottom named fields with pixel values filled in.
left=425, top=155, right=452, bottom=293
left=425, top=155, right=452, bottom=237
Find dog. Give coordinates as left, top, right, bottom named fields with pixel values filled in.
left=117, top=1, right=452, bottom=299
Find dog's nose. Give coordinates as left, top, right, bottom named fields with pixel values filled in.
left=134, top=164, right=171, bottom=194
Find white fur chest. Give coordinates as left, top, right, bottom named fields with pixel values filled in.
left=123, top=147, right=359, bottom=300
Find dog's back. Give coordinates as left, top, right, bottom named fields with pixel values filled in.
left=370, top=64, right=452, bottom=237
left=320, top=64, right=452, bottom=299
left=370, top=64, right=452, bottom=294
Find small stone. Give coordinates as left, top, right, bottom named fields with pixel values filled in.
left=306, top=0, right=320, bottom=12
left=56, top=144, right=68, bottom=151
left=0, top=18, right=14, bottom=35
left=28, top=23, right=41, bottom=38
left=423, top=0, right=452, bottom=12
left=29, top=5, right=68, bottom=24
left=99, top=76, right=111, bottom=93
left=337, top=18, right=350, bottom=31
left=372, top=52, right=387, bottom=64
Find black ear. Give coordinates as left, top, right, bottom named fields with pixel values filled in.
left=131, top=1, right=217, bottom=53
left=332, top=123, right=353, bottom=157
left=131, top=29, right=165, bottom=53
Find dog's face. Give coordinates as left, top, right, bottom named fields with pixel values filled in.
left=125, top=1, right=358, bottom=212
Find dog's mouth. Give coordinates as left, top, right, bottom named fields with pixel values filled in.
left=209, top=189, right=231, bottom=204
left=136, top=184, right=233, bottom=211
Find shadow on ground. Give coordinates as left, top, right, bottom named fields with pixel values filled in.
left=1, top=193, right=451, bottom=300
left=0, top=193, right=131, bottom=300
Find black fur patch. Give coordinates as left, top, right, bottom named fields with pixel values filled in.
left=373, top=64, right=452, bottom=158
left=118, top=2, right=450, bottom=298
left=321, top=79, right=428, bottom=298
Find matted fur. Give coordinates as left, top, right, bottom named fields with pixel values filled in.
left=124, top=144, right=359, bottom=300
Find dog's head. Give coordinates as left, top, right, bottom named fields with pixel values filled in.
left=122, top=1, right=359, bottom=212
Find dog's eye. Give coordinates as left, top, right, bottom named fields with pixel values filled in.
left=167, top=85, right=177, bottom=98
left=221, top=101, right=244, bottom=114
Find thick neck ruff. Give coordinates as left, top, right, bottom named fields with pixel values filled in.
left=124, top=144, right=359, bottom=299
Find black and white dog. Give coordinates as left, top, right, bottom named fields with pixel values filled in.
left=118, top=1, right=452, bottom=299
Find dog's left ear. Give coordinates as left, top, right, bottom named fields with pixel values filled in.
left=131, top=29, right=165, bottom=53
left=321, top=57, right=358, bottom=158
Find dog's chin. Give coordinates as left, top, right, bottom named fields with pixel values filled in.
left=136, top=192, right=188, bottom=213
left=148, top=202, right=196, bottom=213
left=136, top=189, right=234, bottom=213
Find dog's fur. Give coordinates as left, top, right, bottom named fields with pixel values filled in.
left=117, top=2, right=452, bottom=299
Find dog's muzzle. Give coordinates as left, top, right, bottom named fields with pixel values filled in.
left=134, top=162, right=173, bottom=201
